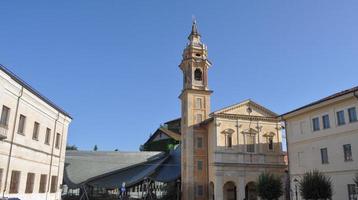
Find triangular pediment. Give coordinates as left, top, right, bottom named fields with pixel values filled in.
left=212, top=99, right=277, bottom=117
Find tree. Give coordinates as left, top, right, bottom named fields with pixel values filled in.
left=256, top=172, right=283, bottom=200
left=354, top=174, right=358, bottom=186
left=160, top=182, right=178, bottom=200
left=93, top=145, right=98, bottom=151
left=66, top=145, right=78, bottom=150
left=299, top=170, right=332, bottom=200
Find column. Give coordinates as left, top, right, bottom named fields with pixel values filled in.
left=237, top=178, right=245, bottom=200
left=214, top=176, right=223, bottom=200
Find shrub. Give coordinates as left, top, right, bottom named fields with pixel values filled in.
left=257, top=172, right=283, bottom=200
left=299, top=170, right=332, bottom=200
left=354, top=174, right=358, bottom=186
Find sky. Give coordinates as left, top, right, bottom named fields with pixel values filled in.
left=1, top=1, right=358, bottom=151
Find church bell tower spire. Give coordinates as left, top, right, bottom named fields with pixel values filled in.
left=180, top=20, right=212, bottom=200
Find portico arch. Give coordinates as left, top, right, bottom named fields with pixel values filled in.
left=209, top=182, right=214, bottom=200
left=223, top=181, right=237, bottom=200
left=245, top=181, right=257, bottom=200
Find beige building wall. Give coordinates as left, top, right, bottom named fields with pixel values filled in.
left=0, top=68, right=71, bottom=200
left=207, top=101, right=287, bottom=200
left=284, top=91, right=358, bottom=200
left=179, top=21, right=287, bottom=200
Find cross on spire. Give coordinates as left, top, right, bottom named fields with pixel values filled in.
left=188, top=18, right=201, bottom=43
left=191, top=19, right=199, bottom=36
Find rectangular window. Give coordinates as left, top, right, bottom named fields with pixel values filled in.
left=32, top=122, right=40, bottom=140
left=197, top=160, right=203, bottom=171
left=0, top=168, right=3, bottom=191
left=300, top=121, right=307, bottom=134
left=268, top=137, right=274, bottom=151
left=343, top=144, right=353, bottom=161
left=196, top=137, right=203, bottom=148
left=0, top=106, right=10, bottom=128
left=348, top=184, right=357, bottom=200
left=348, top=107, right=357, bottom=123
left=196, top=185, right=204, bottom=196
left=25, top=173, right=35, bottom=193
left=55, top=133, right=61, bottom=149
left=322, top=114, right=330, bottom=129
left=39, top=174, right=47, bottom=193
left=9, top=170, right=21, bottom=194
left=18, top=114, right=26, bottom=134
left=45, top=128, right=51, bottom=145
left=226, top=134, right=232, bottom=148
left=320, top=148, right=329, bottom=164
left=50, top=175, right=58, bottom=193
left=312, top=117, right=320, bottom=131
left=195, top=114, right=203, bottom=123
left=195, top=98, right=202, bottom=109
left=246, top=135, right=255, bottom=153
left=337, top=110, right=346, bottom=126
left=298, top=152, right=304, bottom=167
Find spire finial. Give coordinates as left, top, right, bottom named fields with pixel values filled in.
left=191, top=16, right=199, bottom=36
left=187, top=16, right=201, bottom=43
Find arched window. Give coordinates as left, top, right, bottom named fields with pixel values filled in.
left=194, top=68, right=202, bottom=81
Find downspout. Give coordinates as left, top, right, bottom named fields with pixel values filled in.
left=283, top=120, right=291, bottom=200
left=55, top=117, right=66, bottom=196
left=2, top=86, right=23, bottom=198
left=46, top=112, right=60, bottom=200
left=205, top=123, right=209, bottom=200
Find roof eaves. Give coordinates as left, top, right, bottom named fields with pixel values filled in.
left=0, top=64, right=72, bottom=119
left=280, top=86, right=358, bottom=118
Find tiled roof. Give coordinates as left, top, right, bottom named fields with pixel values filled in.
left=0, top=64, right=72, bottom=119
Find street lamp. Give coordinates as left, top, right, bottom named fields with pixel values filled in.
left=293, top=178, right=299, bottom=200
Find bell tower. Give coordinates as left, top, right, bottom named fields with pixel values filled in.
left=179, top=20, right=212, bottom=200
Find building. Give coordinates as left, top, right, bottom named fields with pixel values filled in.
left=281, top=87, right=358, bottom=200
left=63, top=148, right=181, bottom=200
left=141, top=118, right=181, bottom=152
left=0, top=65, right=72, bottom=200
left=179, top=21, right=287, bottom=200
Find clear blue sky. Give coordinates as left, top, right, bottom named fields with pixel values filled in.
left=1, top=1, right=357, bottom=151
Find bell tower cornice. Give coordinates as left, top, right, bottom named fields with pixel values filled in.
left=179, top=20, right=212, bottom=93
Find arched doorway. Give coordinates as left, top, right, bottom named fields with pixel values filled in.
left=209, top=182, right=214, bottom=200
left=245, top=182, right=257, bottom=200
left=223, top=181, right=237, bottom=200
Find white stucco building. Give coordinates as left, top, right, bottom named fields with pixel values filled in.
left=0, top=65, right=72, bottom=200
left=282, top=87, right=358, bottom=200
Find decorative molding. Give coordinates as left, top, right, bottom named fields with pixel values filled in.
left=213, top=113, right=278, bottom=122
left=241, top=128, right=259, bottom=135
left=221, top=128, right=235, bottom=135
left=235, top=124, right=242, bottom=128
left=263, top=132, right=276, bottom=137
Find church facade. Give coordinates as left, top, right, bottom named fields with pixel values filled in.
left=179, top=22, right=287, bottom=200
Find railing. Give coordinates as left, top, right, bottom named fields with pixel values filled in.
left=0, top=124, right=8, bottom=140
left=214, top=150, right=286, bottom=165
